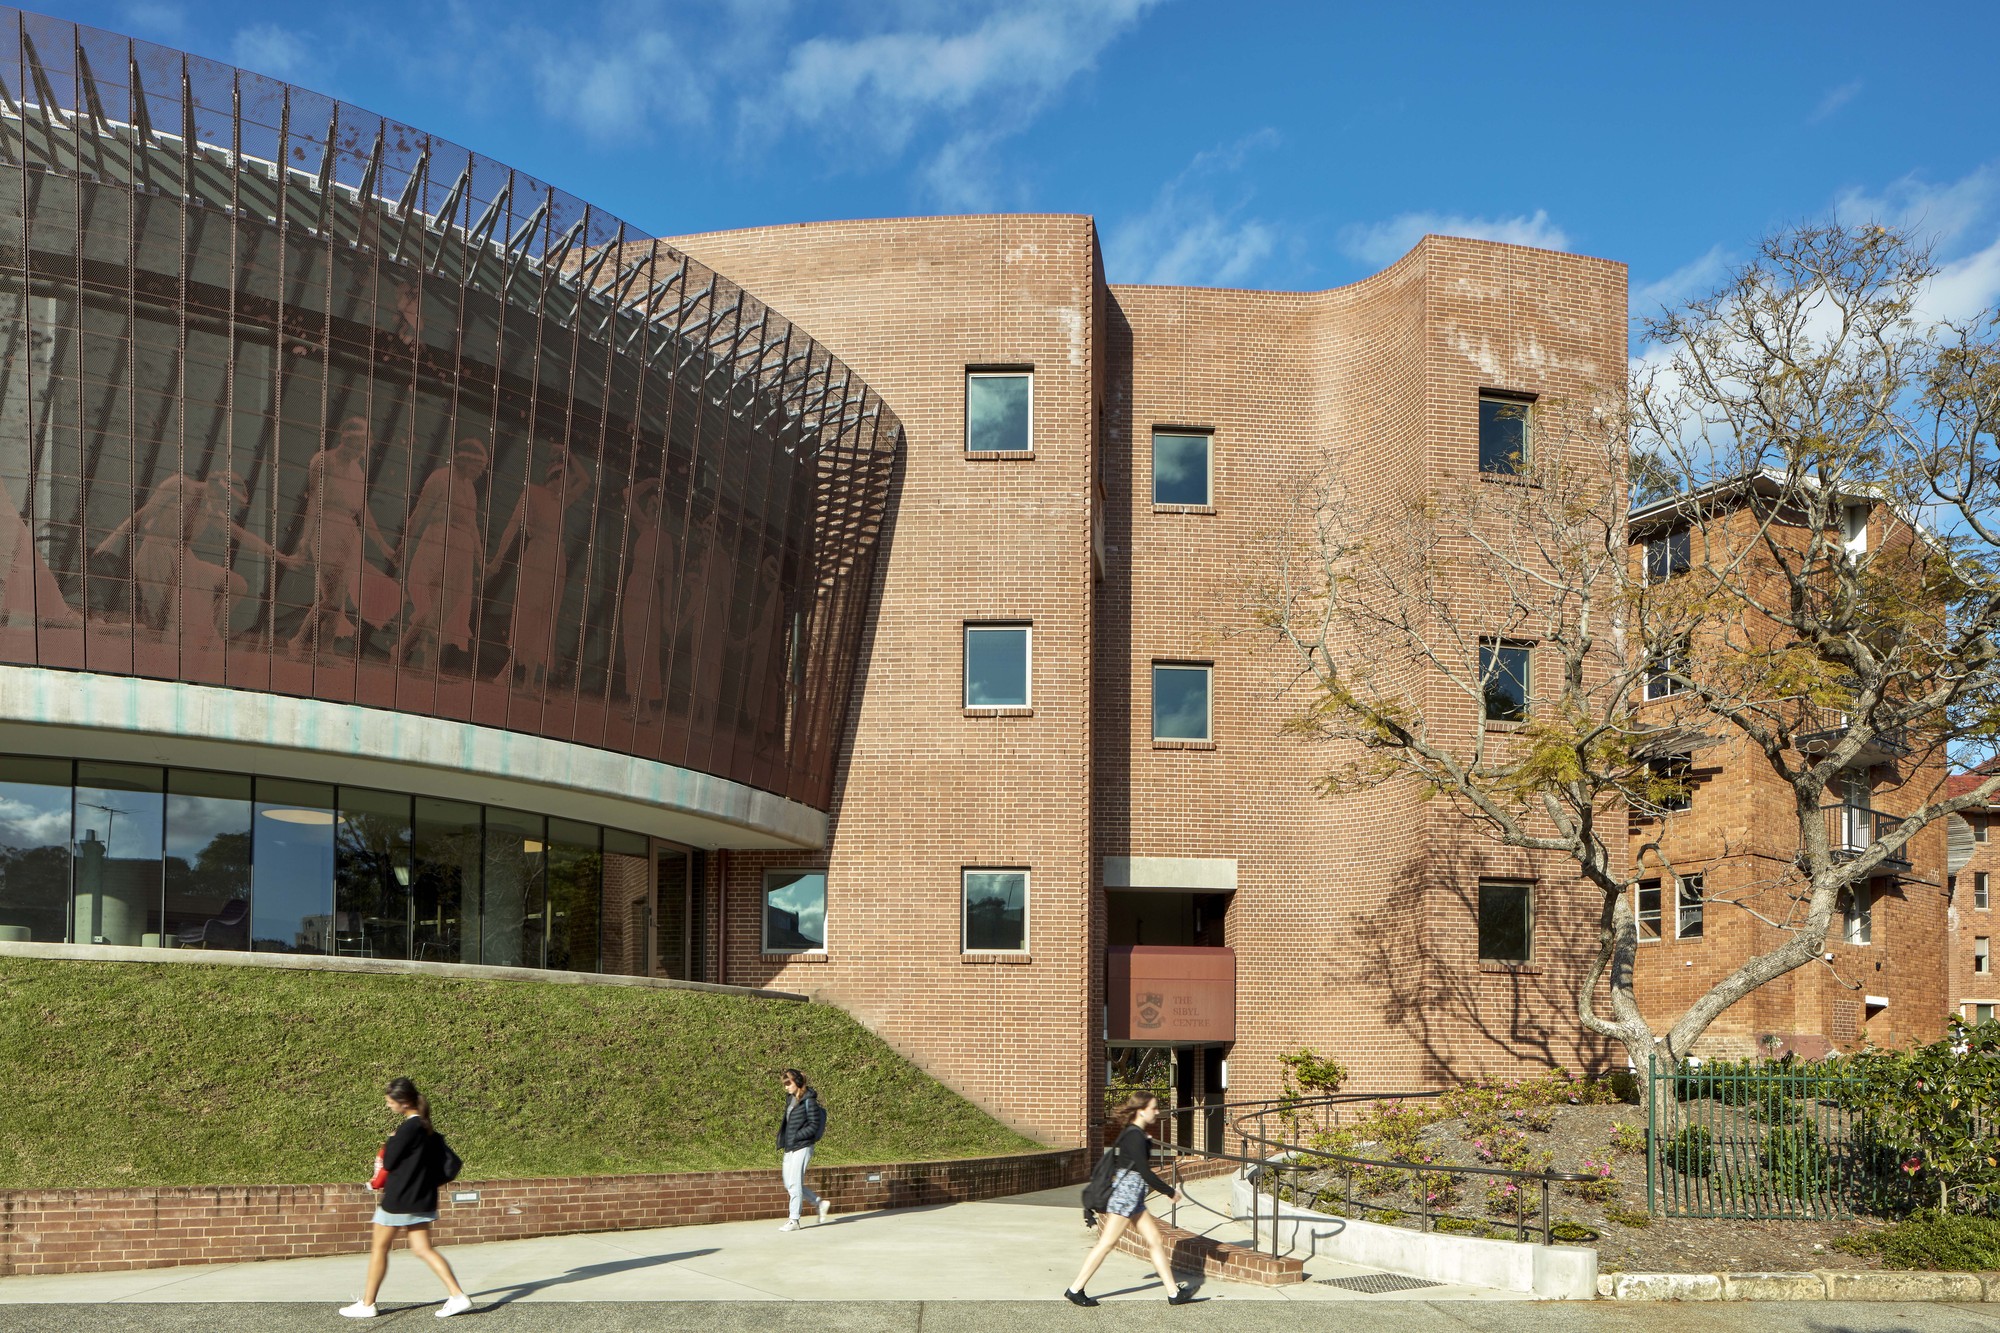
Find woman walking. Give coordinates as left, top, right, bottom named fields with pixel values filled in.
left=1064, top=1092, right=1193, bottom=1306
left=340, top=1077, right=473, bottom=1319
left=775, top=1068, right=830, bottom=1231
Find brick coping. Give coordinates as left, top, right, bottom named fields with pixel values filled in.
left=0, top=1149, right=1084, bottom=1278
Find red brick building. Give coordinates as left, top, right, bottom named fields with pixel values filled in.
left=1625, top=486, right=1952, bottom=1059
left=1947, top=774, right=2000, bottom=1027
left=666, top=217, right=1630, bottom=1144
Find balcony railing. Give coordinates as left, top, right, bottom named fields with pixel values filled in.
left=1823, top=803, right=1913, bottom=876
left=1106, top=945, right=1235, bottom=1044
left=1796, top=710, right=1910, bottom=767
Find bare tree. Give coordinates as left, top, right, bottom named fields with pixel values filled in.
left=1256, top=224, right=2000, bottom=1075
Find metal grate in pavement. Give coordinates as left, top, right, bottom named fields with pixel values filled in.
left=1315, top=1272, right=1445, bottom=1294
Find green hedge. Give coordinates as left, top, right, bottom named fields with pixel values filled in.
left=0, top=958, right=1042, bottom=1188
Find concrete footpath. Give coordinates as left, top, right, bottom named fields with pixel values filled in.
left=0, top=1177, right=1518, bottom=1308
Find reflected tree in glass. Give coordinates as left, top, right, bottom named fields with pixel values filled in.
left=335, top=788, right=414, bottom=960
left=545, top=818, right=600, bottom=974
left=413, top=798, right=481, bottom=965
left=482, top=808, right=545, bottom=968
left=164, top=771, right=252, bottom=949
left=0, top=757, right=73, bottom=944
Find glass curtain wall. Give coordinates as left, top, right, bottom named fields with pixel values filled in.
left=0, top=754, right=637, bottom=973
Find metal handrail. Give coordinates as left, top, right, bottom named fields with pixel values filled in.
left=1147, top=1090, right=1605, bottom=1256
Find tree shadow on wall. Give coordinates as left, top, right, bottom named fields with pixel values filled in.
left=1353, top=843, right=1617, bottom=1085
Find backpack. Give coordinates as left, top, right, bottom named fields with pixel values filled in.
left=1080, top=1145, right=1119, bottom=1217
left=436, top=1135, right=464, bottom=1184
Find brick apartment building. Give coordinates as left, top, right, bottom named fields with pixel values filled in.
left=666, top=217, right=1630, bottom=1143
left=1625, top=484, right=1952, bottom=1059
left=1947, top=773, right=2000, bottom=1027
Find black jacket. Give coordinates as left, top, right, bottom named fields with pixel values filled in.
left=380, top=1115, right=447, bottom=1215
left=776, top=1090, right=827, bottom=1152
left=1112, top=1124, right=1174, bottom=1196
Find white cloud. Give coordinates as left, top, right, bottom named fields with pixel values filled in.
left=0, top=794, right=70, bottom=849
left=1835, top=165, right=1998, bottom=251
left=229, top=23, right=312, bottom=82
left=1809, top=79, right=1863, bottom=124
left=1338, top=208, right=1571, bottom=269
left=1632, top=244, right=1731, bottom=319
left=1104, top=131, right=1283, bottom=287
left=758, top=0, right=1162, bottom=153
left=529, top=27, right=711, bottom=143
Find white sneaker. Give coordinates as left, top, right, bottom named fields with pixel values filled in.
left=436, top=1294, right=473, bottom=1318
left=338, top=1302, right=378, bottom=1319
left=778, top=1219, right=800, bottom=1232
left=817, top=1199, right=832, bottom=1225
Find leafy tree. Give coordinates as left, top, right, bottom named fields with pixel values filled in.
left=1253, top=224, right=2000, bottom=1076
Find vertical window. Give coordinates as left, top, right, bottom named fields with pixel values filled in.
left=412, top=797, right=481, bottom=965
left=963, top=869, right=1027, bottom=951
left=335, top=787, right=414, bottom=962
left=165, top=771, right=253, bottom=951
left=482, top=808, right=546, bottom=969
left=1646, top=636, right=1689, bottom=700
left=1977, top=1003, right=1996, bottom=1026
left=1977, top=937, right=1991, bottom=976
left=73, top=763, right=165, bottom=949
left=1635, top=880, right=1662, bottom=940
left=1978, top=818, right=1990, bottom=845
left=545, top=818, right=602, bottom=974
left=1152, top=431, right=1212, bottom=506
left=1844, top=883, right=1873, bottom=946
left=1978, top=872, right=1991, bottom=910
left=1478, top=393, right=1533, bottom=474
left=966, top=371, right=1032, bottom=452
left=1478, top=640, right=1530, bottom=722
left=252, top=779, right=336, bottom=955
left=1152, top=663, right=1213, bottom=741
left=1477, top=880, right=1533, bottom=962
left=763, top=869, right=827, bottom=953
left=964, top=623, right=1031, bottom=708
left=1842, top=504, right=1869, bottom=555
left=1646, top=527, right=1691, bottom=580
left=1677, top=874, right=1705, bottom=939
left=0, top=757, right=73, bottom=945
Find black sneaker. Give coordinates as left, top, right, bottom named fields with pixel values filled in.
left=1168, top=1283, right=1197, bottom=1305
left=1064, top=1289, right=1099, bottom=1307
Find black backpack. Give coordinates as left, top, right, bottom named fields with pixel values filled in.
left=436, top=1135, right=464, bottom=1184
left=1080, top=1145, right=1119, bottom=1220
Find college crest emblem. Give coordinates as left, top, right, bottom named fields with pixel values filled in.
left=1136, top=992, right=1164, bottom=1029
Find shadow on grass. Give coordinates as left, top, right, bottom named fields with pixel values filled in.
left=472, top=1248, right=720, bottom=1306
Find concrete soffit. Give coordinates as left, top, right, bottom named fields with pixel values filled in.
left=1102, top=856, right=1238, bottom=892
left=0, top=666, right=826, bottom=851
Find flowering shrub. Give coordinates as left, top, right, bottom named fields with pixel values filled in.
left=1568, top=1155, right=1619, bottom=1202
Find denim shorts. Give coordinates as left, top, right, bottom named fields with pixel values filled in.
left=372, top=1208, right=439, bottom=1227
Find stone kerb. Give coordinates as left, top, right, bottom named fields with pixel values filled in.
left=0, top=1149, right=1084, bottom=1277
left=1228, top=1170, right=1598, bottom=1299
left=1602, top=1269, right=1996, bottom=1301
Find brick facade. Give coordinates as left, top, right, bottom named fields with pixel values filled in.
left=0, top=1149, right=1081, bottom=1277
left=1627, top=501, right=1952, bottom=1057
left=1947, top=779, right=2000, bottom=1026
left=665, top=218, right=1630, bottom=1141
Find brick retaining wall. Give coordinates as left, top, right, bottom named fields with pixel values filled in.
left=1113, top=1217, right=1304, bottom=1287
left=0, top=1149, right=1084, bottom=1277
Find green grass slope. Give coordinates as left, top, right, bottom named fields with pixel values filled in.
left=0, top=958, right=1043, bottom=1189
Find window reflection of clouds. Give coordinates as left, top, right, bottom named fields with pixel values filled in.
left=1152, top=666, right=1210, bottom=741
left=765, top=870, right=825, bottom=950
left=1152, top=433, right=1210, bottom=506
left=967, top=375, right=1030, bottom=452
left=965, top=626, right=1029, bottom=707
left=0, top=792, right=70, bottom=848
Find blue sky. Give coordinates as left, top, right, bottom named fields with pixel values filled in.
left=33, top=0, right=2000, bottom=325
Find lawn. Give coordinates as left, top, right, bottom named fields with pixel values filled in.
left=0, top=957, right=1044, bottom=1189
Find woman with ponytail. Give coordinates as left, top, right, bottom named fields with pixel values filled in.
left=340, top=1077, right=472, bottom=1319
left=1062, top=1092, right=1193, bottom=1307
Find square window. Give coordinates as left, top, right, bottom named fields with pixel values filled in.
left=1152, top=431, right=1212, bottom=506
left=1635, top=880, right=1661, bottom=941
left=1978, top=872, right=1990, bottom=910
left=963, top=869, right=1027, bottom=952
left=1646, top=528, right=1691, bottom=580
left=1650, top=755, right=1693, bottom=813
left=1977, top=938, right=1990, bottom=976
left=1977, top=1003, right=1996, bottom=1026
left=1477, top=880, right=1533, bottom=962
left=964, top=624, right=1030, bottom=708
left=1478, top=640, right=1530, bottom=722
left=1843, top=883, right=1873, bottom=946
left=966, top=371, right=1031, bottom=452
left=763, top=869, right=826, bottom=953
left=1152, top=663, right=1212, bottom=741
left=1677, top=874, right=1704, bottom=939
left=1478, top=394, right=1532, bottom=474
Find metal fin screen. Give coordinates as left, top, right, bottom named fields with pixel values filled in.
left=0, top=8, right=902, bottom=812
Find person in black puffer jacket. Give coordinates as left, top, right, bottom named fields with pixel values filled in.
left=775, top=1067, right=829, bottom=1230
left=339, top=1077, right=472, bottom=1320
left=1063, top=1092, right=1193, bottom=1306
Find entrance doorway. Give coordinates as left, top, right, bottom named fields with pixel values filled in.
left=1107, top=1043, right=1230, bottom=1153
left=651, top=843, right=701, bottom=981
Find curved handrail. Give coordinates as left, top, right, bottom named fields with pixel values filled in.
left=1151, top=1090, right=1608, bottom=1252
